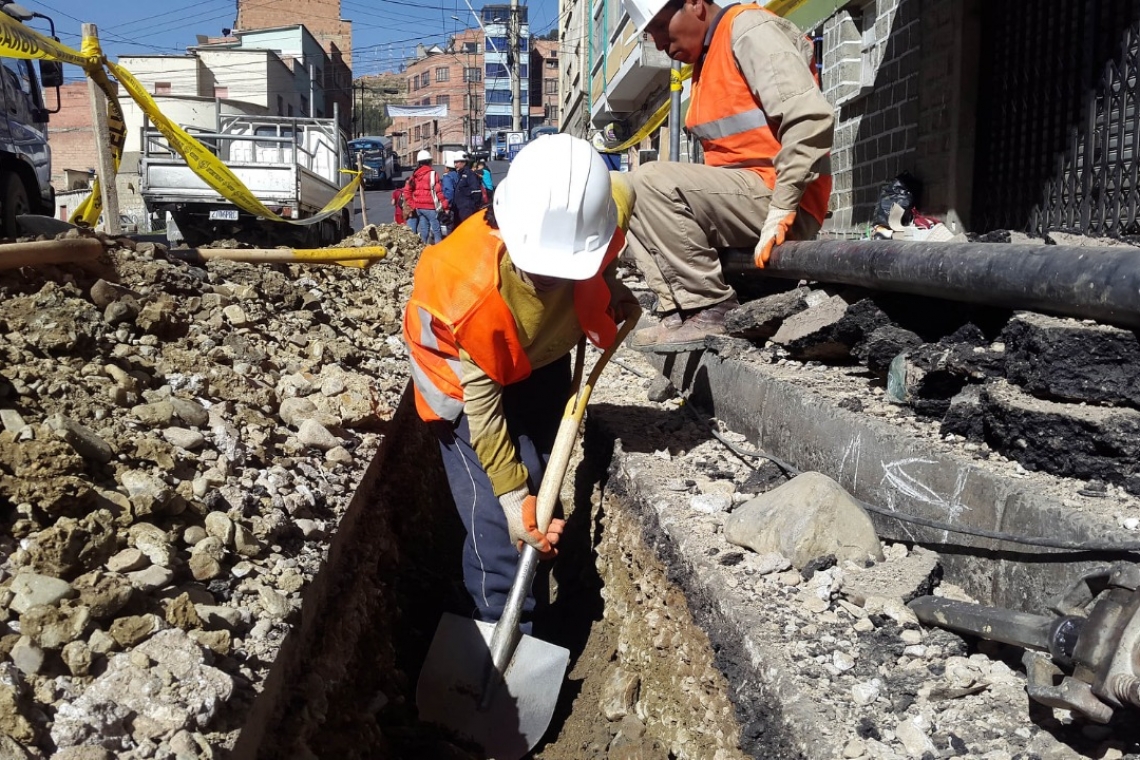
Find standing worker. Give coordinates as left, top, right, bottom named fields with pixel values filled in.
left=403, top=134, right=637, bottom=627
left=621, top=0, right=833, bottom=352
left=403, top=149, right=449, bottom=244
left=451, top=152, right=488, bottom=227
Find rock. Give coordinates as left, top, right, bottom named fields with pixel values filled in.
left=233, top=524, right=261, bottom=558
left=864, top=596, right=920, bottom=627
left=105, top=548, right=148, bottom=574
left=189, top=629, right=232, bottom=656
left=895, top=716, right=936, bottom=757
left=0, top=681, right=35, bottom=743
left=109, top=613, right=163, bottom=647
left=194, top=605, right=242, bottom=631
left=600, top=668, right=640, bottom=721
left=297, top=418, right=343, bottom=451
left=771, top=297, right=889, bottom=362
left=645, top=374, right=677, bottom=402
left=132, top=400, right=176, bottom=427
left=72, top=571, right=133, bottom=619
left=842, top=738, right=867, bottom=758
left=8, top=571, right=75, bottom=614
left=258, top=586, right=289, bottom=620
left=725, top=472, right=884, bottom=569
left=189, top=553, right=223, bottom=582
left=169, top=397, right=209, bottom=428
left=690, top=493, right=731, bottom=514
left=278, top=396, right=320, bottom=427
left=854, top=326, right=924, bottom=375
left=0, top=409, right=28, bottom=434
left=50, top=629, right=233, bottom=749
left=842, top=546, right=941, bottom=606
left=852, top=679, right=881, bottom=706
left=43, top=414, right=114, bottom=464
left=162, top=427, right=207, bottom=451
left=121, top=469, right=178, bottom=518
left=165, top=593, right=203, bottom=630
left=724, top=286, right=812, bottom=341
left=204, top=512, right=235, bottom=547
left=61, top=639, right=93, bottom=676
left=9, top=636, right=44, bottom=677
left=751, top=553, right=792, bottom=575
left=89, top=279, right=140, bottom=309
left=126, top=565, right=175, bottom=592
left=940, top=385, right=986, bottom=441
left=24, top=511, right=117, bottom=578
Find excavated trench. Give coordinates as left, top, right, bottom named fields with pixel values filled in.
left=231, top=389, right=756, bottom=760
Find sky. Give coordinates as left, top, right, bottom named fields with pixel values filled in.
left=26, top=0, right=563, bottom=81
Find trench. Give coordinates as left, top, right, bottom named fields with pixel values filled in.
left=230, top=386, right=765, bottom=760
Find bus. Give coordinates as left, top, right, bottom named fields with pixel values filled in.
left=530, top=125, right=558, bottom=140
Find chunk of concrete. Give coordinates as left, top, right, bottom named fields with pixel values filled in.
left=842, top=546, right=942, bottom=606
left=724, top=472, right=884, bottom=569
left=1002, top=311, right=1140, bottom=409
left=854, top=326, right=923, bottom=374
left=982, top=379, right=1140, bottom=493
left=724, top=286, right=813, bottom=341
left=771, top=297, right=890, bottom=362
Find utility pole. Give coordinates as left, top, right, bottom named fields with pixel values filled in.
left=510, top=0, right=521, bottom=132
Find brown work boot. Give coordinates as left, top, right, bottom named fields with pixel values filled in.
left=634, top=299, right=738, bottom=353
left=629, top=311, right=683, bottom=351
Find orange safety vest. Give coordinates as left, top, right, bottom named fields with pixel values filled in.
left=403, top=215, right=624, bottom=422
left=687, top=3, right=832, bottom=225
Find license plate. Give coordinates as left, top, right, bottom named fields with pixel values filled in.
left=209, top=209, right=239, bottom=221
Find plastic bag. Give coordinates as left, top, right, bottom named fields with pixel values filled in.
left=873, top=172, right=922, bottom=228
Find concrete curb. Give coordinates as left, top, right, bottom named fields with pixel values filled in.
left=647, top=343, right=1138, bottom=613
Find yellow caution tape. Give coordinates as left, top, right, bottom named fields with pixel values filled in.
left=601, top=65, right=692, bottom=154
left=0, top=18, right=359, bottom=230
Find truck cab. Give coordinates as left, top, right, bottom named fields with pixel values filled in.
left=349, top=136, right=395, bottom=190
left=0, top=2, right=62, bottom=237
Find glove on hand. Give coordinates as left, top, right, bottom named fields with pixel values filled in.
left=754, top=206, right=797, bottom=268
left=499, top=485, right=556, bottom=558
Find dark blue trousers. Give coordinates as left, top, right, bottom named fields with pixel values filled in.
left=431, top=356, right=571, bottom=628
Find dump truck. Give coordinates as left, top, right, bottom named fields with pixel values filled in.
left=0, top=1, right=63, bottom=238
left=139, top=113, right=353, bottom=247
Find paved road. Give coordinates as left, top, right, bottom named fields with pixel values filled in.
left=351, top=160, right=510, bottom=233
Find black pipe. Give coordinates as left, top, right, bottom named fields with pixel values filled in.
left=720, top=240, right=1140, bottom=329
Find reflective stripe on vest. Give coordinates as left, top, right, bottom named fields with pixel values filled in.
left=687, top=3, right=832, bottom=224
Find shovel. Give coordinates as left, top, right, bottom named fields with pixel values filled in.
left=417, top=305, right=641, bottom=760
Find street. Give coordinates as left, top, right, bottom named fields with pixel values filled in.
left=350, top=159, right=511, bottom=232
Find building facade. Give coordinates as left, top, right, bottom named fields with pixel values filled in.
left=530, top=39, right=560, bottom=129
left=235, top=0, right=353, bottom=129
left=389, top=29, right=486, bottom=167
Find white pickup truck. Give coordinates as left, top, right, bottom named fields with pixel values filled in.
left=140, top=114, right=353, bottom=247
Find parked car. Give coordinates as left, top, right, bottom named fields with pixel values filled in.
left=349, top=137, right=396, bottom=190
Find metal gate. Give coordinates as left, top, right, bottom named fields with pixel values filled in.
left=972, top=0, right=1140, bottom=236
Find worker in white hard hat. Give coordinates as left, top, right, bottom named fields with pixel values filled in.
left=621, top=0, right=834, bottom=352
left=402, top=134, right=638, bottom=627
left=402, top=148, right=450, bottom=244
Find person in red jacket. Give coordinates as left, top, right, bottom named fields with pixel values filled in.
left=402, top=149, right=449, bottom=244
left=391, top=186, right=407, bottom=225
left=402, top=134, right=637, bottom=628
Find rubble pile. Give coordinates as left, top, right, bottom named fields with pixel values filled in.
left=0, top=224, right=422, bottom=759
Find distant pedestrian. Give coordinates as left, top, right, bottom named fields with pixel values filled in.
left=475, top=159, right=495, bottom=202
left=403, top=149, right=449, bottom=244
left=392, top=186, right=407, bottom=225
left=451, top=153, right=488, bottom=227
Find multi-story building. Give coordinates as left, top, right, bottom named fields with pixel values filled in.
left=530, top=39, right=560, bottom=130
left=234, top=0, right=353, bottom=130
left=389, top=29, right=485, bottom=167
left=481, top=4, right=531, bottom=136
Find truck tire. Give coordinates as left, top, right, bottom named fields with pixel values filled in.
left=1, top=172, right=30, bottom=239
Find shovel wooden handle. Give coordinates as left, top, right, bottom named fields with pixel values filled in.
left=170, top=246, right=387, bottom=266
left=533, top=304, right=642, bottom=533
left=0, top=238, right=104, bottom=270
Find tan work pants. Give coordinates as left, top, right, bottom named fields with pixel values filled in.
left=625, top=161, right=820, bottom=313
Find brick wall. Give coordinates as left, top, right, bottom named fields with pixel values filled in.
left=821, top=0, right=978, bottom=236
left=48, top=83, right=97, bottom=189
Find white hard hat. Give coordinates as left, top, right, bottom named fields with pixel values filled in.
left=494, top=133, right=616, bottom=281
left=416, top=149, right=432, bottom=163
left=444, top=154, right=456, bottom=169
left=623, top=0, right=672, bottom=33
left=454, top=152, right=469, bottom=163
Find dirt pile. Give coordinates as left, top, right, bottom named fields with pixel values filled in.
left=0, top=224, right=421, bottom=759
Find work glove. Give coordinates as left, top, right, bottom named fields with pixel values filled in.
left=754, top=206, right=797, bottom=268
left=499, top=485, right=562, bottom=559
left=610, top=171, right=636, bottom=232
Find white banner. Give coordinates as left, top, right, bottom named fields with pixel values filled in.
left=388, top=104, right=449, bottom=118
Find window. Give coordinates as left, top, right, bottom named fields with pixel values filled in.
left=277, top=95, right=283, bottom=115
left=288, top=104, right=294, bottom=116
left=420, top=71, right=430, bottom=87
left=546, top=58, right=558, bottom=69
left=415, top=125, right=422, bottom=140
left=545, top=104, right=558, bottom=120
left=154, top=81, right=171, bottom=95
left=411, top=76, right=418, bottom=91
left=437, top=95, right=450, bottom=107
left=487, top=36, right=509, bottom=53
left=486, top=89, right=513, bottom=105
left=436, top=67, right=450, bottom=82
left=214, top=86, right=229, bottom=98
left=519, top=38, right=529, bottom=53
left=464, top=67, right=482, bottom=83
left=464, top=93, right=483, bottom=112
left=463, top=41, right=479, bottom=54
left=300, top=95, right=309, bottom=116
left=485, top=114, right=512, bottom=129
left=486, top=62, right=509, bottom=79
left=544, top=78, right=557, bottom=95
left=422, top=97, right=432, bottom=106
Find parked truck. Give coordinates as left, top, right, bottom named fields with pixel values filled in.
left=0, top=1, right=63, bottom=238
left=139, top=112, right=353, bottom=247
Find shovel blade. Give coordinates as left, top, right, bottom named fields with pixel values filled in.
left=416, top=612, right=569, bottom=760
